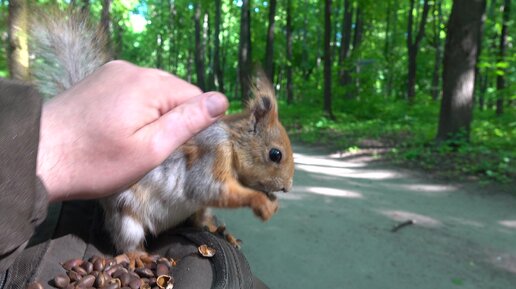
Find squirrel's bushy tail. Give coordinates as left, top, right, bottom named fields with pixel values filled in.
left=30, top=9, right=110, bottom=98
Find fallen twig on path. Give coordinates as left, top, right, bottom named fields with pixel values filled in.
left=391, top=220, right=415, bottom=233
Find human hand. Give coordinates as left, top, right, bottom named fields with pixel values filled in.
left=37, top=60, right=228, bottom=202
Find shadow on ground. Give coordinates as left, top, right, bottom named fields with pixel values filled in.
left=215, top=144, right=516, bottom=289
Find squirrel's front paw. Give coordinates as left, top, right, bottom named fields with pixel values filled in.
left=251, top=194, right=279, bottom=221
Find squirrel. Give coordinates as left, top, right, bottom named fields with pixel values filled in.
left=29, top=9, right=295, bottom=254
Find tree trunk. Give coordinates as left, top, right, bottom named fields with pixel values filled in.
left=167, top=0, right=177, bottom=74
left=101, top=0, right=112, bottom=57
left=213, top=0, right=224, bottom=93
left=204, top=12, right=214, bottom=91
left=406, top=0, right=430, bottom=102
left=323, top=0, right=333, bottom=118
left=496, top=0, right=510, bottom=116
left=1, top=0, right=6, bottom=71
left=475, top=0, right=497, bottom=110
left=338, top=0, right=352, bottom=86
left=186, top=50, right=192, bottom=83
left=478, top=72, right=488, bottom=110
left=385, top=0, right=399, bottom=98
left=194, top=3, right=206, bottom=91
left=239, top=0, right=252, bottom=102
left=331, top=0, right=340, bottom=59
left=351, top=6, right=363, bottom=95
left=383, top=0, right=392, bottom=57
left=286, top=0, right=293, bottom=104
left=437, top=0, right=486, bottom=143
left=431, top=0, right=443, bottom=101
left=7, top=0, right=29, bottom=80
left=113, top=17, right=123, bottom=59
left=352, top=7, right=363, bottom=50
left=156, top=33, right=163, bottom=69
left=264, top=0, right=276, bottom=82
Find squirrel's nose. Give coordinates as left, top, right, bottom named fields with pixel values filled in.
left=281, top=179, right=292, bottom=193
left=281, top=180, right=293, bottom=193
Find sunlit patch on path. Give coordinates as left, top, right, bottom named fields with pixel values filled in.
left=303, top=186, right=364, bottom=199
left=499, top=220, right=516, bottom=229
left=378, top=209, right=442, bottom=228
left=296, top=163, right=399, bottom=180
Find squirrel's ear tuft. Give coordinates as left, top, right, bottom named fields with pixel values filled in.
left=247, top=70, right=278, bottom=129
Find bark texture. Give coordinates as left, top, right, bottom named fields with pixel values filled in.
left=437, top=0, right=486, bottom=142
left=264, top=0, right=276, bottom=82
left=194, top=3, right=206, bottom=90
left=7, top=0, right=29, bottom=80
left=406, top=0, right=430, bottom=102
left=239, top=0, right=252, bottom=102
left=323, top=0, right=333, bottom=118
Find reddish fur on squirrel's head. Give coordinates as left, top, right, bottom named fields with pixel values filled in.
left=224, top=73, right=294, bottom=194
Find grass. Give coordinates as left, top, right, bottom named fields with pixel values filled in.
left=277, top=94, right=516, bottom=184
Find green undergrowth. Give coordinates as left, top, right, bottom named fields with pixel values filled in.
left=276, top=95, right=515, bottom=184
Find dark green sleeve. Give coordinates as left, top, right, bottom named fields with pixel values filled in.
left=0, top=78, right=48, bottom=272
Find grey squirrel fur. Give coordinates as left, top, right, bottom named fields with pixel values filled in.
left=29, top=9, right=110, bottom=98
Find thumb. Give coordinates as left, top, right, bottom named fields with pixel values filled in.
left=150, top=92, right=229, bottom=159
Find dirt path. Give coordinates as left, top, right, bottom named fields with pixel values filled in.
left=215, top=144, right=516, bottom=289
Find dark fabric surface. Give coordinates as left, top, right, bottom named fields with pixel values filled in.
left=0, top=79, right=49, bottom=273
left=3, top=201, right=268, bottom=289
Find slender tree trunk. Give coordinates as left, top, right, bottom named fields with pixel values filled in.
left=323, top=0, right=333, bottom=118
left=7, top=0, right=29, bottom=80
left=475, top=0, right=497, bottom=110
left=351, top=6, right=363, bottom=95
left=1, top=0, right=6, bottom=70
left=406, top=0, right=430, bottom=102
left=478, top=72, right=488, bottom=110
left=264, top=0, right=276, bottom=81
left=186, top=50, right=192, bottom=83
left=331, top=0, right=340, bottom=59
left=286, top=0, right=293, bottom=104
left=437, top=0, right=486, bottom=143
left=431, top=0, right=443, bottom=101
left=385, top=0, right=399, bottom=98
left=300, top=0, right=311, bottom=80
left=384, top=0, right=392, bottom=56
left=239, top=0, right=252, bottom=102
left=496, top=0, right=510, bottom=116
left=213, top=0, right=224, bottom=92
left=338, top=0, right=352, bottom=86
left=167, top=0, right=177, bottom=74
left=352, top=7, right=363, bottom=50
left=100, top=0, right=112, bottom=57
left=156, top=33, right=163, bottom=69
left=221, top=21, right=228, bottom=92
left=113, top=17, right=123, bottom=59
left=156, top=0, right=165, bottom=69
left=204, top=12, right=214, bottom=91
left=194, top=3, right=206, bottom=90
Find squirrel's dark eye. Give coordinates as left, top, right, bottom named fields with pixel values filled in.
left=269, top=148, right=282, bottom=163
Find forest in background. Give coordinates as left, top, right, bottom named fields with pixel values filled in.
left=1, top=0, right=514, bottom=183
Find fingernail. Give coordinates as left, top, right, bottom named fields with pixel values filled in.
left=205, top=93, right=228, bottom=117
